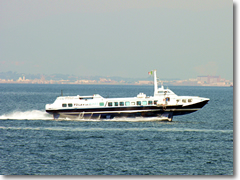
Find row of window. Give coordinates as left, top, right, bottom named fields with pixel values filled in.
left=176, top=99, right=192, bottom=103
left=62, top=103, right=99, bottom=107
left=62, top=101, right=158, bottom=107
left=105, top=100, right=158, bottom=107
left=62, top=99, right=193, bottom=107
left=62, top=103, right=73, bottom=107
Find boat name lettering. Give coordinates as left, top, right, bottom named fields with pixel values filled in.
left=74, top=103, right=98, bottom=106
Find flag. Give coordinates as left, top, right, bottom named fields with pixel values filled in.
left=148, top=71, right=152, bottom=75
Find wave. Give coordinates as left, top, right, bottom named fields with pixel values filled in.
left=0, top=110, right=53, bottom=120
left=0, top=126, right=233, bottom=133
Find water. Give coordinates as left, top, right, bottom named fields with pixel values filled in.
left=0, top=84, right=233, bottom=175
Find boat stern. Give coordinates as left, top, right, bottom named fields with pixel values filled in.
left=45, top=104, right=61, bottom=119
left=45, top=104, right=54, bottom=112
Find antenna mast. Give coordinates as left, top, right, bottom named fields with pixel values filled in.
left=153, top=70, right=158, bottom=95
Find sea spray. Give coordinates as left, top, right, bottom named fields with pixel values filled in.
left=0, top=110, right=52, bottom=120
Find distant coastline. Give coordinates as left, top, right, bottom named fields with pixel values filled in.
left=0, top=72, right=233, bottom=87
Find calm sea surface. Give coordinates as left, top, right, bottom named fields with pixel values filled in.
left=0, top=84, right=233, bottom=175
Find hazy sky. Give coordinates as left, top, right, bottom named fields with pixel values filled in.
left=0, top=0, right=233, bottom=80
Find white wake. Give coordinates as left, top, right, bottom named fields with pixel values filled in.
left=0, top=110, right=53, bottom=120
left=0, top=110, right=170, bottom=122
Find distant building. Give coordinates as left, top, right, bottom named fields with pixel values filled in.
left=17, top=77, right=23, bottom=81
left=197, top=75, right=220, bottom=84
left=137, top=81, right=152, bottom=85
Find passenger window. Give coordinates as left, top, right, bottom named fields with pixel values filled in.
left=182, top=99, right=186, bottom=103
left=125, top=102, right=130, bottom=106
left=120, top=102, right=124, bottom=106
left=99, top=102, right=104, bottom=106
left=62, top=104, right=67, bottom=107
left=137, top=101, right=141, bottom=105
left=68, top=103, right=72, bottom=107
left=148, top=101, right=153, bottom=105
left=154, top=100, right=158, bottom=105
left=188, top=99, right=192, bottom=103
left=108, top=102, right=113, bottom=106
left=142, top=101, right=147, bottom=105
left=114, top=102, right=119, bottom=106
